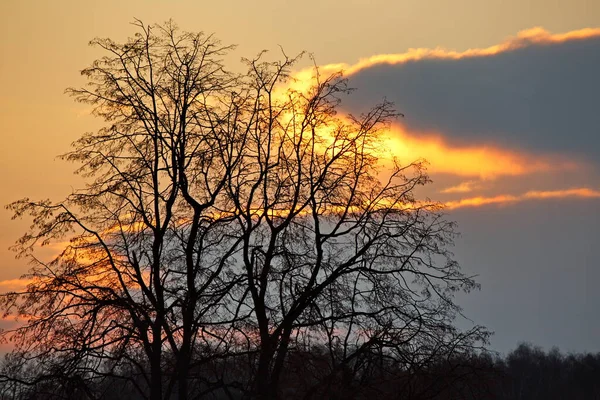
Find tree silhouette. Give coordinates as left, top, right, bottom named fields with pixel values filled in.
left=1, top=20, right=487, bottom=399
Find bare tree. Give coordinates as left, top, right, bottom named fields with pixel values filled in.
left=1, top=20, right=488, bottom=400
left=216, top=55, right=488, bottom=399
left=2, top=20, right=245, bottom=400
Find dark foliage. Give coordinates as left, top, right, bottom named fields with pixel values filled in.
left=3, top=343, right=597, bottom=399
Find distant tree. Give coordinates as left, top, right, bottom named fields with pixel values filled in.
left=481, top=343, right=600, bottom=400
left=0, top=20, right=488, bottom=399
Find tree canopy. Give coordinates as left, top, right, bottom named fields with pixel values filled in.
left=1, top=20, right=487, bottom=400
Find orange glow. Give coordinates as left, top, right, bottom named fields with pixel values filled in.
left=440, top=181, right=480, bottom=194
left=524, top=188, right=600, bottom=199
left=444, top=195, right=519, bottom=209
left=379, top=124, right=570, bottom=179
left=267, top=88, right=574, bottom=180
left=0, top=278, right=33, bottom=292
left=445, top=188, right=600, bottom=210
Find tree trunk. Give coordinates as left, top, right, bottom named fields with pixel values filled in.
left=270, top=328, right=292, bottom=394
left=177, top=341, right=191, bottom=400
left=150, top=316, right=164, bottom=400
left=254, top=342, right=277, bottom=400
left=150, top=351, right=163, bottom=400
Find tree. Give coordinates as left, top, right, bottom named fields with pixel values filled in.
left=1, top=20, right=488, bottom=399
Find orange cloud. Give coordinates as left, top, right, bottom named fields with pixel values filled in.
left=445, top=188, right=600, bottom=210
left=440, top=181, right=480, bottom=194
left=0, top=278, right=32, bottom=292
left=444, top=195, right=519, bottom=209
left=293, top=27, right=600, bottom=80
left=524, top=188, right=600, bottom=199
left=379, top=123, right=573, bottom=179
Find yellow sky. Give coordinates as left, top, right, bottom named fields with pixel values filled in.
left=1, top=0, right=599, bottom=281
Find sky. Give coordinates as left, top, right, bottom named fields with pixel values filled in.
left=1, top=0, right=599, bottom=354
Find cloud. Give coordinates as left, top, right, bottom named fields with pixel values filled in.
left=316, top=27, right=600, bottom=77
left=445, top=187, right=600, bottom=210
left=0, top=278, right=31, bottom=292
left=440, top=181, right=480, bottom=194
left=378, top=123, right=577, bottom=179
left=306, top=27, right=600, bottom=162
left=524, top=187, right=600, bottom=199
left=284, top=27, right=600, bottom=210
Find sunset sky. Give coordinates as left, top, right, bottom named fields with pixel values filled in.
left=1, top=0, right=599, bottom=354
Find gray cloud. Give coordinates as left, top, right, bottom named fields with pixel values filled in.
left=341, top=35, right=600, bottom=161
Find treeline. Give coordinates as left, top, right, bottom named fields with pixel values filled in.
left=1, top=343, right=599, bottom=399
left=488, top=343, right=600, bottom=399
left=405, top=342, right=600, bottom=400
